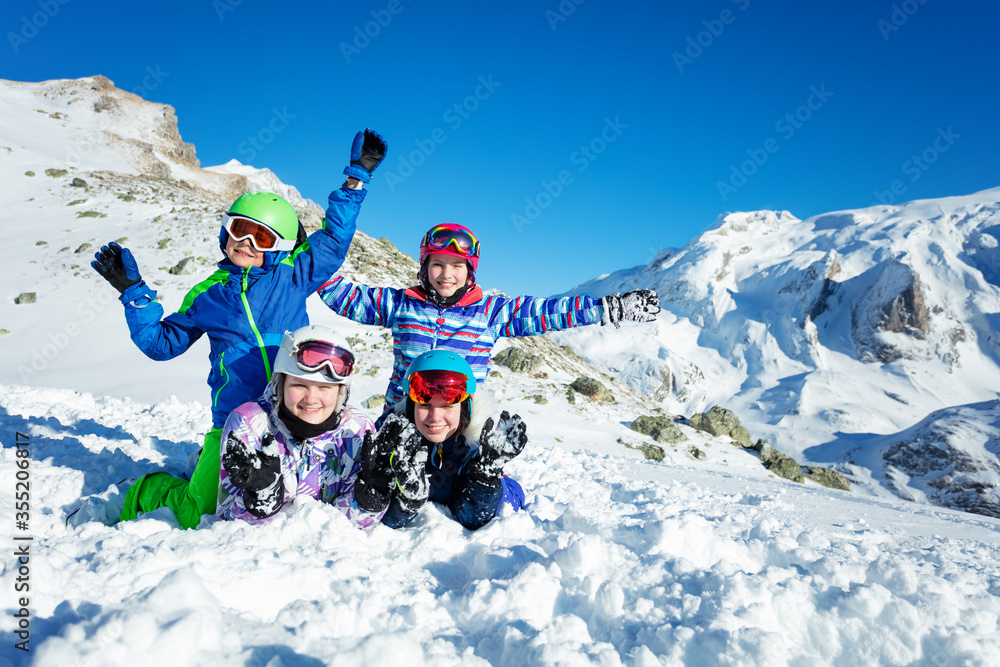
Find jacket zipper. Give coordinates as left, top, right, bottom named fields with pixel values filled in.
left=240, top=267, right=273, bottom=382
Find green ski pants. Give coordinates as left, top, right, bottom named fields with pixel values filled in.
left=119, top=428, right=223, bottom=529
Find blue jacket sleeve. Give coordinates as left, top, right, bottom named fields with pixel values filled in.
left=317, top=276, right=402, bottom=329
left=488, top=294, right=605, bottom=338
left=122, top=287, right=204, bottom=361
left=289, top=186, right=367, bottom=291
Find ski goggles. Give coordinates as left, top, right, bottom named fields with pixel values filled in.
left=292, top=339, right=355, bottom=381
left=222, top=214, right=296, bottom=252
left=406, top=369, right=471, bottom=405
left=422, top=225, right=480, bottom=258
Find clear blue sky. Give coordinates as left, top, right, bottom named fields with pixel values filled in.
left=3, top=0, right=997, bottom=297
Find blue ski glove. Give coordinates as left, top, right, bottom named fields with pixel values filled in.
left=92, top=242, right=143, bottom=295
left=343, top=129, right=388, bottom=183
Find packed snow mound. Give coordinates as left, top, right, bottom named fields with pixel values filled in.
left=3, top=382, right=1000, bottom=665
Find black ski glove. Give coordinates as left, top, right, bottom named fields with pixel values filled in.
left=355, top=413, right=430, bottom=514
left=92, top=242, right=143, bottom=294
left=602, top=289, right=661, bottom=328
left=343, top=129, right=388, bottom=184
left=354, top=421, right=397, bottom=513
left=222, top=432, right=284, bottom=519
left=469, top=411, right=528, bottom=487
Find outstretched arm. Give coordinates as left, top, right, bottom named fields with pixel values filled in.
left=317, top=277, right=403, bottom=329
left=292, top=129, right=389, bottom=291
left=93, top=241, right=204, bottom=360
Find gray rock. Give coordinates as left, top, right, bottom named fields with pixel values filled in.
left=618, top=438, right=666, bottom=462
left=168, top=257, right=199, bottom=275
left=71, top=177, right=88, bottom=188
left=45, top=168, right=68, bottom=178
left=688, top=446, right=707, bottom=461
left=629, top=415, right=688, bottom=444
left=753, top=439, right=805, bottom=482
left=74, top=243, right=93, bottom=254
left=363, top=395, right=385, bottom=409
left=15, top=292, right=36, bottom=304
left=569, top=377, right=614, bottom=402
left=805, top=466, right=851, bottom=491
left=689, top=406, right=753, bottom=447
left=494, top=347, right=542, bottom=374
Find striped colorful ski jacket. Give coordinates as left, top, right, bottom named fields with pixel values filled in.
left=121, top=187, right=365, bottom=428
left=317, top=279, right=605, bottom=406
left=217, top=393, right=381, bottom=528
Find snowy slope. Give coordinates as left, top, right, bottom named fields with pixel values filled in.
left=2, top=381, right=1000, bottom=665
left=3, top=76, right=1000, bottom=665
left=555, top=191, right=1000, bottom=517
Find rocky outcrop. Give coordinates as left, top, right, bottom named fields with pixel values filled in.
left=629, top=416, right=687, bottom=444
left=851, top=260, right=931, bottom=363
left=690, top=406, right=752, bottom=447
left=570, top=377, right=614, bottom=402
left=494, top=347, right=543, bottom=374
left=883, top=430, right=1000, bottom=519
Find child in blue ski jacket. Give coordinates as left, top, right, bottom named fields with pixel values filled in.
left=353, top=350, right=527, bottom=530
left=318, top=223, right=661, bottom=412
left=81, top=130, right=388, bottom=530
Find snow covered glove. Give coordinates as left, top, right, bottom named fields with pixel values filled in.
left=469, top=411, right=528, bottom=487
left=92, top=242, right=144, bottom=295
left=355, top=413, right=430, bottom=514
left=355, top=424, right=396, bottom=513
left=602, top=289, right=661, bottom=328
left=221, top=432, right=284, bottom=519
left=343, top=128, right=388, bottom=183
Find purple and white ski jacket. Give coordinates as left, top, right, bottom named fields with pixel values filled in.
left=217, top=392, right=382, bottom=528
left=317, top=280, right=605, bottom=406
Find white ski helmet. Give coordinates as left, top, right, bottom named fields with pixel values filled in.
left=274, top=325, right=355, bottom=416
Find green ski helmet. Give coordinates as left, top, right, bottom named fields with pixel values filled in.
left=224, top=192, right=299, bottom=251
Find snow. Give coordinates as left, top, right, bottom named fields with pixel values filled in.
left=3, top=76, right=1000, bottom=665
left=4, top=381, right=1000, bottom=664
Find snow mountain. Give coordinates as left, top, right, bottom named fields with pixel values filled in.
left=555, top=188, right=1000, bottom=518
